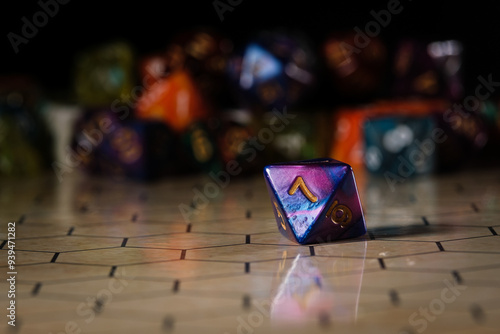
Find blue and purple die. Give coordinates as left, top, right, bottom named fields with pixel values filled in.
left=263, top=158, right=367, bottom=245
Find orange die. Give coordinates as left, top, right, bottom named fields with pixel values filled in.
left=135, top=70, right=210, bottom=133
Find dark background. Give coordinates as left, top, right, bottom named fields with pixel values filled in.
left=1, top=0, right=500, bottom=104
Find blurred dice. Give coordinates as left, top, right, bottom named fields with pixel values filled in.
left=269, top=110, right=330, bottom=162
left=69, top=109, right=175, bottom=181
left=323, top=32, right=387, bottom=100
left=478, top=100, right=500, bottom=164
left=226, top=30, right=316, bottom=111
left=138, top=53, right=168, bottom=87
left=165, top=28, right=234, bottom=107
left=135, top=70, right=210, bottom=133
left=426, top=40, right=464, bottom=101
left=0, top=75, right=53, bottom=176
left=178, top=120, right=223, bottom=175
left=212, top=108, right=280, bottom=176
left=214, top=109, right=254, bottom=164
left=74, top=41, right=135, bottom=108
left=329, top=106, right=367, bottom=174
left=137, top=28, right=234, bottom=109
left=329, top=99, right=487, bottom=177
left=390, top=39, right=464, bottom=101
left=363, top=115, right=436, bottom=176
left=68, top=109, right=110, bottom=175
left=98, top=120, right=175, bottom=180
left=329, top=100, right=441, bottom=174
left=433, top=102, right=488, bottom=171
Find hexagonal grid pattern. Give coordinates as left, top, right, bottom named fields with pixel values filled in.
left=0, top=167, right=499, bottom=334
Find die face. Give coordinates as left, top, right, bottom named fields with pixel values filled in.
left=302, top=170, right=366, bottom=244
left=264, top=181, right=299, bottom=243
left=264, top=159, right=366, bottom=244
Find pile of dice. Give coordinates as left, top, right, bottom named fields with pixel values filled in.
left=1, top=28, right=499, bottom=181
left=327, top=38, right=496, bottom=178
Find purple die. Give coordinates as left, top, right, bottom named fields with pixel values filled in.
left=70, top=109, right=175, bottom=181
left=263, top=158, right=366, bottom=244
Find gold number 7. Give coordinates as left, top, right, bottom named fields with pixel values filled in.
left=288, top=176, right=318, bottom=203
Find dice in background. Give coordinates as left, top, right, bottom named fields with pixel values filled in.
left=68, top=109, right=112, bottom=176
left=138, top=53, right=168, bottom=88
left=212, top=108, right=261, bottom=175
left=178, top=120, right=223, bottom=175
left=323, top=32, right=388, bottom=100
left=328, top=106, right=367, bottom=175
left=433, top=104, right=489, bottom=172
left=329, top=99, right=447, bottom=175
left=165, top=27, right=234, bottom=108
left=390, top=38, right=464, bottom=101
left=97, top=119, right=175, bottom=181
left=69, top=109, right=175, bottom=181
left=135, top=70, right=210, bottom=133
left=73, top=41, right=135, bottom=108
left=0, top=75, right=54, bottom=177
left=226, top=29, right=316, bottom=111
left=363, top=115, right=436, bottom=176
left=426, top=40, right=464, bottom=102
left=477, top=100, right=500, bottom=165
left=269, top=109, right=330, bottom=163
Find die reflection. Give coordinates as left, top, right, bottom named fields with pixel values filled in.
left=271, top=242, right=366, bottom=324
